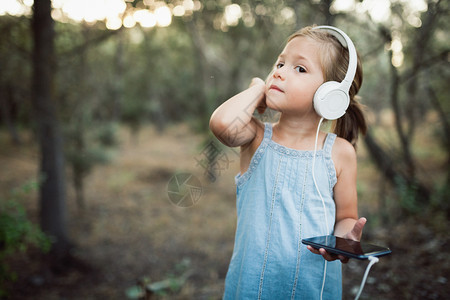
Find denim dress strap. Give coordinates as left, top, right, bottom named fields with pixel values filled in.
left=323, top=133, right=337, bottom=191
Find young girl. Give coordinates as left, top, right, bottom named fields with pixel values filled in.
left=210, top=25, right=367, bottom=299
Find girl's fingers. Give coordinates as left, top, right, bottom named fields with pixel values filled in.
left=346, top=217, right=367, bottom=241
left=308, top=245, right=350, bottom=263
left=319, top=248, right=335, bottom=261
left=339, top=255, right=349, bottom=264
left=308, top=246, right=336, bottom=261
left=307, top=245, right=320, bottom=254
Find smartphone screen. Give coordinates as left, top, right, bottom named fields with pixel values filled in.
left=301, top=235, right=392, bottom=260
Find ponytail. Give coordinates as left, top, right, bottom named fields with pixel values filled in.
left=332, top=96, right=367, bottom=149
left=332, top=49, right=367, bottom=150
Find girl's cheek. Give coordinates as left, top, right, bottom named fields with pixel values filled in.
left=265, top=70, right=274, bottom=83
left=264, top=81, right=271, bottom=92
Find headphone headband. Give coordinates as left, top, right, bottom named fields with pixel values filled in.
left=311, top=25, right=358, bottom=120
left=314, top=25, right=357, bottom=91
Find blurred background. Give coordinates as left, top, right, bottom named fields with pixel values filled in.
left=0, top=0, right=448, bottom=299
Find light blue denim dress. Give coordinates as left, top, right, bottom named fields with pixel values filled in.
left=224, top=123, right=342, bottom=299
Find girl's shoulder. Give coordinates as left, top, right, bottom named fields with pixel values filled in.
left=331, top=136, right=357, bottom=177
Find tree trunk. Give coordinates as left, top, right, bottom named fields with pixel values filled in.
left=74, top=170, right=85, bottom=210
left=320, top=0, right=335, bottom=25
left=388, top=48, right=416, bottom=176
left=32, top=0, right=70, bottom=258
left=364, top=132, right=431, bottom=212
left=0, top=84, right=22, bottom=145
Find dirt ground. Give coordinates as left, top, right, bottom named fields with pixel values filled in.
left=1, top=124, right=449, bottom=299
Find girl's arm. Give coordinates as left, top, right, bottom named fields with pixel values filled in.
left=209, top=78, right=266, bottom=147
left=307, top=137, right=366, bottom=262
left=332, top=137, right=362, bottom=239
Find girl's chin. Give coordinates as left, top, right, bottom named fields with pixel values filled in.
left=265, top=99, right=282, bottom=112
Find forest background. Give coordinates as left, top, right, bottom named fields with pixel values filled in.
left=0, top=0, right=449, bottom=299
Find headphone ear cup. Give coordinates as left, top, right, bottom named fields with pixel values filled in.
left=313, top=81, right=350, bottom=120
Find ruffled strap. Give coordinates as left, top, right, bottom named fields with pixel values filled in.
left=323, top=133, right=337, bottom=190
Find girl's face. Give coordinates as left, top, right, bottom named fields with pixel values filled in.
left=265, top=36, right=325, bottom=116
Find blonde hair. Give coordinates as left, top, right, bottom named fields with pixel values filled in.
left=288, top=26, right=367, bottom=148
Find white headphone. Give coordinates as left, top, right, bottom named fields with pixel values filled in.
left=313, top=25, right=357, bottom=120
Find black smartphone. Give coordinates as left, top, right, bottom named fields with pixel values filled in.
left=301, top=235, right=392, bottom=260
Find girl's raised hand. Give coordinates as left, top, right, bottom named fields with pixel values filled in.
left=249, top=77, right=267, bottom=114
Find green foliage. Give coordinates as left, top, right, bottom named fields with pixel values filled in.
left=0, top=15, right=33, bottom=127
left=430, top=181, right=450, bottom=216
left=64, top=120, right=117, bottom=207
left=96, top=122, right=119, bottom=147
left=125, top=258, right=192, bottom=299
left=394, top=177, right=422, bottom=215
left=0, top=180, right=50, bottom=296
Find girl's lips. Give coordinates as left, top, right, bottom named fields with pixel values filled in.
left=269, top=84, right=283, bottom=92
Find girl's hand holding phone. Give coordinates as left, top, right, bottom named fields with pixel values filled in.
left=307, top=217, right=367, bottom=263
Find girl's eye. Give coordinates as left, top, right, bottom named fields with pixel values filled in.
left=276, top=63, right=284, bottom=69
left=295, top=66, right=307, bottom=73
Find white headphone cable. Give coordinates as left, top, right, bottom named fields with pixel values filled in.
left=312, top=117, right=329, bottom=234
left=311, top=117, right=329, bottom=300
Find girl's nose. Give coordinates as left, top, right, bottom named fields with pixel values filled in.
left=272, top=66, right=285, bottom=80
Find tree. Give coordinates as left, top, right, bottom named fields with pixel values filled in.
left=0, top=15, right=31, bottom=145
left=361, top=0, right=448, bottom=216
left=31, top=0, right=70, bottom=260
left=56, top=24, right=120, bottom=209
